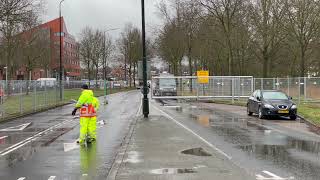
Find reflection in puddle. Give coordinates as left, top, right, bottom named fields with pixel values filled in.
left=123, top=151, right=141, bottom=163
left=181, top=147, right=212, bottom=156
left=173, top=104, right=320, bottom=179
left=239, top=138, right=320, bottom=155
left=150, top=168, right=197, bottom=175
left=197, top=115, right=210, bottom=127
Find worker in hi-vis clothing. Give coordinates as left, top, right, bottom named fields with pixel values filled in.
left=72, top=84, right=100, bottom=144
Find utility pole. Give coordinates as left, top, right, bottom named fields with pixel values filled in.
left=59, top=0, right=65, bottom=101
left=141, top=0, right=149, bottom=118
left=103, top=28, right=119, bottom=104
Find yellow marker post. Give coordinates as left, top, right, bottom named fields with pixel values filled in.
left=197, top=70, right=209, bottom=84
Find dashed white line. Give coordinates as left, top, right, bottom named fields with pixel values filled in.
left=152, top=104, right=232, bottom=160
left=17, top=177, right=26, bottom=180
left=0, top=119, right=75, bottom=156
left=256, top=170, right=295, bottom=180
left=48, top=176, right=56, bottom=180
left=136, top=95, right=143, bottom=117
left=263, top=171, right=282, bottom=179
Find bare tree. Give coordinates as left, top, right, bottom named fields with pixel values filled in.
left=285, top=0, right=320, bottom=77
left=248, top=0, right=287, bottom=77
left=157, top=0, right=185, bottom=76
left=199, top=0, right=244, bottom=75
left=79, top=27, right=94, bottom=86
left=0, top=0, right=43, bottom=80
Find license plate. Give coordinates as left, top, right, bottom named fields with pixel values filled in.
left=278, top=110, right=289, bottom=114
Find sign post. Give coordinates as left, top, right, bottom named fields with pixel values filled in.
left=197, top=70, right=209, bottom=97
left=197, top=70, right=209, bottom=84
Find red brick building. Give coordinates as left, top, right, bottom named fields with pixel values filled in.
left=0, top=17, right=80, bottom=80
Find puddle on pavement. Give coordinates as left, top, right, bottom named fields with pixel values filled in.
left=181, top=147, right=212, bottom=156
left=150, top=168, right=197, bottom=175
left=239, top=137, right=320, bottom=155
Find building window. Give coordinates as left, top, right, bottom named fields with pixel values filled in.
left=54, top=32, right=65, bottom=37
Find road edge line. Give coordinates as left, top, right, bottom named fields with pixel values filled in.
left=151, top=104, right=232, bottom=160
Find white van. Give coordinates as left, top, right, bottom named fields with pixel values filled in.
left=37, top=78, right=57, bottom=87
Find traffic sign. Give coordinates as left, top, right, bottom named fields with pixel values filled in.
left=197, top=70, right=209, bottom=84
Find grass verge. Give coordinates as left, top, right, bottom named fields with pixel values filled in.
left=0, top=87, right=135, bottom=123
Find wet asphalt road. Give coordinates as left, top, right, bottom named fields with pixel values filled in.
left=155, top=99, right=320, bottom=180
left=0, top=90, right=141, bottom=180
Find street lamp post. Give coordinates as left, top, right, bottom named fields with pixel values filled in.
left=59, top=0, right=65, bottom=101
left=141, top=0, right=149, bottom=118
left=103, top=28, right=119, bottom=104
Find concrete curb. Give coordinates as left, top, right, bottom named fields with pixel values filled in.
left=106, top=115, right=139, bottom=180
left=298, top=114, right=320, bottom=130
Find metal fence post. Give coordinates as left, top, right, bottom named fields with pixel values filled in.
left=298, top=77, right=301, bottom=105
left=304, top=77, right=307, bottom=101
left=196, top=80, right=199, bottom=100
left=287, top=77, right=290, bottom=96
left=33, top=81, right=36, bottom=112
left=232, top=77, right=235, bottom=104
left=45, top=80, right=47, bottom=107
left=261, top=79, right=263, bottom=90
left=252, top=77, right=255, bottom=93
left=19, top=83, right=23, bottom=114
left=212, top=77, right=215, bottom=98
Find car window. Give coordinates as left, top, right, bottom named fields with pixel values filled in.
left=262, top=91, right=288, bottom=100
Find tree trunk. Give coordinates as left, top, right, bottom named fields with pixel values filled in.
left=133, top=62, right=136, bottom=87
left=188, top=55, right=193, bottom=92
left=300, top=46, right=305, bottom=77
left=87, top=60, right=90, bottom=88
left=95, top=65, right=98, bottom=89
left=262, top=46, right=269, bottom=78
left=129, top=61, right=132, bottom=87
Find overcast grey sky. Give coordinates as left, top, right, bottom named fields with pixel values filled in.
left=42, top=0, right=163, bottom=40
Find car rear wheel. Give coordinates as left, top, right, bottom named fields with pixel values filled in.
left=247, top=105, right=253, bottom=116
left=258, top=107, right=264, bottom=119
left=290, top=115, right=297, bottom=120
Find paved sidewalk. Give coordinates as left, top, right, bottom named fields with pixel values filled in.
left=107, top=105, right=255, bottom=180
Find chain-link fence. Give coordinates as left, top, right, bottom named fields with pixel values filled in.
left=254, top=77, right=320, bottom=103
left=151, top=76, right=254, bottom=101
left=0, top=80, right=128, bottom=120
left=151, top=76, right=320, bottom=103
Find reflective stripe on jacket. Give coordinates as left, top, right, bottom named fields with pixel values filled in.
left=80, top=104, right=96, bottom=117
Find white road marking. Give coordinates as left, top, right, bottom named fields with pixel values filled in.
left=164, top=105, right=181, bottom=108
left=152, top=104, right=232, bottom=160
left=136, top=95, right=143, bottom=117
left=82, top=174, right=88, bottom=176
left=17, top=177, right=26, bottom=180
left=0, top=123, right=31, bottom=132
left=263, top=171, right=282, bottom=179
left=256, top=171, right=294, bottom=180
left=48, top=176, right=56, bottom=180
left=63, top=141, right=80, bottom=152
left=98, top=120, right=105, bottom=125
left=0, top=119, right=75, bottom=156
